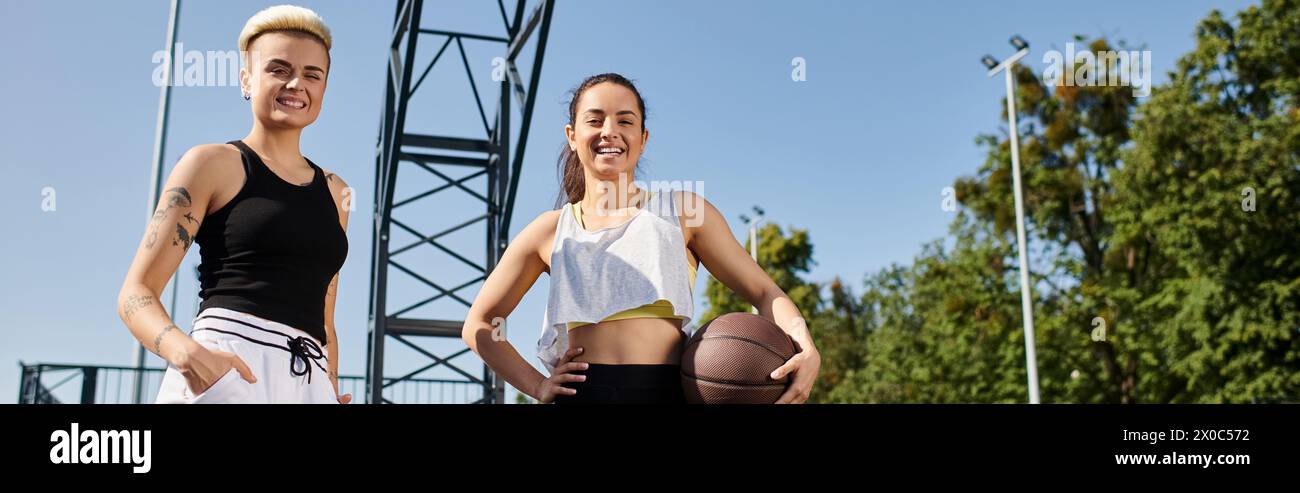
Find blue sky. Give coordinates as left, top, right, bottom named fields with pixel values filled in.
left=0, top=0, right=1257, bottom=402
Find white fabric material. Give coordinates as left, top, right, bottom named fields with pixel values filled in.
left=536, top=189, right=694, bottom=373
left=155, top=307, right=338, bottom=404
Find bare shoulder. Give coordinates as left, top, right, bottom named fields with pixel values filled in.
left=672, top=189, right=715, bottom=237
left=189, top=143, right=239, bottom=158
left=520, top=209, right=563, bottom=269
left=672, top=189, right=709, bottom=216
left=522, top=209, right=562, bottom=244
left=167, top=144, right=245, bottom=209
left=175, top=143, right=241, bottom=176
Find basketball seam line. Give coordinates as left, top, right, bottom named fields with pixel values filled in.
left=695, top=334, right=792, bottom=360
left=681, top=373, right=788, bottom=389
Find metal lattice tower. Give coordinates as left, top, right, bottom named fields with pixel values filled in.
left=367, top=0, right=554, bottom=404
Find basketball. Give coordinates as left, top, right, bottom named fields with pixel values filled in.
left=681, top=312, right=797, bottom=404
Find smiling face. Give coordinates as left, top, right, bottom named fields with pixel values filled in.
left=565, top=82, right=649, bottom=181
left=240, top=31, right=329, bottom=130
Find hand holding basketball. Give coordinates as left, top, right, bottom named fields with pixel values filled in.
left=682, top=312, right=818, bottom=404
left=771, top=342, right=819, bottom=404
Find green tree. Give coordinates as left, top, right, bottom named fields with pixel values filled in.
left=831, top=1, right=1299, bottom=403
left=806, top=276, right=869, bottom=402
left=1102, top=1, right=1300, bottom=402
left=708, top=2, right=1299, bottom=404
left=826, top=214, right=1038, bottom=403
left=954, top=35, right=1142, bottom=402
left=700, top=222, right=820, bottom=325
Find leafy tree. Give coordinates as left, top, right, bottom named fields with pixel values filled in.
left=700, top=222, right=820, bottom=326
left=828, top=1, right=1298, bottom=403
left=707, top=2, right=1299, bottom=404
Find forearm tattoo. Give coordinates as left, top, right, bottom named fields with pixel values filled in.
left=121, top=294, right=154, bottom=321
left=153, top=324, right=178, bottom=355
left=145, top=187, right=196, bottom=250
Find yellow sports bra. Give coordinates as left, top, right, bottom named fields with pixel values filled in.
left=565, top=196, right=697, bottom=331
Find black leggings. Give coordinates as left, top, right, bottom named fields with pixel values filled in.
left=553, top=364, right=685, bottom=404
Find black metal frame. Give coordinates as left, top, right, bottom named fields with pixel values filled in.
left=17, top=362, right=479, bottom=404
left=367, top=0, right=554, bottom=404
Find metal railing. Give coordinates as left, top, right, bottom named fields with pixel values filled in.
left=17, top=362, right=485, bottom=404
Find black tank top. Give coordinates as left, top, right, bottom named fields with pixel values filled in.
left=194, top=140, right=348, bottom=345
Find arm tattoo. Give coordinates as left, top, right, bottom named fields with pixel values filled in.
left=145, top=187, right=196, bottom=250
left=173, top=224, right=193, bottom=250
left=325, top=173, right=337, bottom=182
left=144, top=209, right=166, bottom=248
left=152, top=324, right=178, bottom=355
left=121, top=294, right=154, bottom=321
left=166, top=187, right=193, bottom=207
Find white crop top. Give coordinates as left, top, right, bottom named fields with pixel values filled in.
left=535, top=189, right=695, bottom=372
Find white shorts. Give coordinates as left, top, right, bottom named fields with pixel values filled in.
left=155, top=307, right=339, bottom=404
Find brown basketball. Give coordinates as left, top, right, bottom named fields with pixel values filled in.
left=681, top=312, right=797, bottom=404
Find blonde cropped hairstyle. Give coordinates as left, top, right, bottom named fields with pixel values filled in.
left=238, top=5, right=332, bottom=69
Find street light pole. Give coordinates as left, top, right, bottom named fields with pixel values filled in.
left=983, top=35, right=1040, bottom=404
